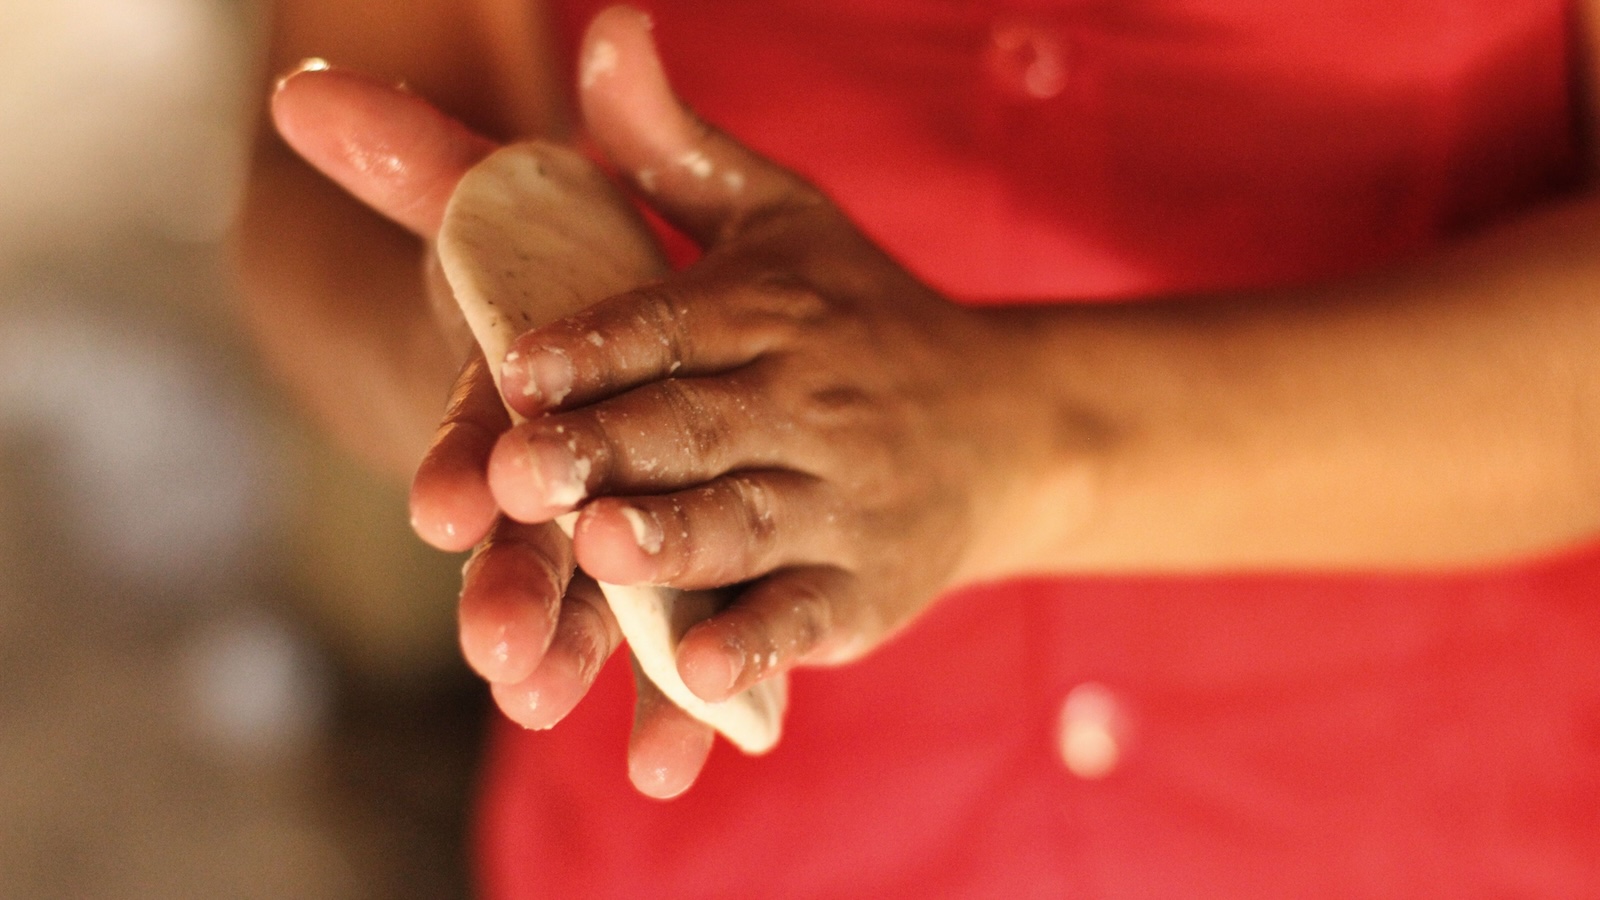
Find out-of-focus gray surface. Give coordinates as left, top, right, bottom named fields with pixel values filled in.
left=0, top=2, right=482, bottom=897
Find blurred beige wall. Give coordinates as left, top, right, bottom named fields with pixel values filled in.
left=0, top=2, right=479, bottom=897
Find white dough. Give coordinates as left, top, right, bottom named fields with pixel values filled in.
left=436, top=142, right=783, bottom=754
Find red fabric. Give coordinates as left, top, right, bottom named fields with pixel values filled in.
left=477, top=2, right=1600, bottom=896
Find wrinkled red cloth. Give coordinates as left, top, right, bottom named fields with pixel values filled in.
left=477, top=2, right=1600, bottom=896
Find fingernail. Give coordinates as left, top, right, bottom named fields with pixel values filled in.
left=681, top=630, right=747, bottom=702
left=503, top=347, right=574, bottom=408
left=619, top=506, right=664, bottom=554
left=717, top=630, right=748, bottom=696
left=723, top=647, right=746, bottom=695
left=274, top=56, right=330, bottom=92
left=517, top=440, right=590, bottom=509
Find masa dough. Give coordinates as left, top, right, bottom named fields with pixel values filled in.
left=437, top=142, right=783, bottom=754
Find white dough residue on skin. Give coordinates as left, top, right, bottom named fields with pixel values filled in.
left=546, top=348, right=572, bottom=404
left=519, top=347, right=573, bottom=404
left=676, top=149, right=714, bottom=180
left=580, top=39, right=619, bottom=90
left=621, top=506, right=664, bottom=554
left=586, top=331, right=606, bottom=347
left=545, top=455, right=592, bottom=508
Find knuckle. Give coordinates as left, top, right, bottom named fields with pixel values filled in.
left=654, top=498, right=696, bottom=583
left=481, top=530, right=570, bottom=600
left=752, top=273, right=830, bottom=325
left=801, top=384, right=874, bottom=423
left=521, top=540, right=572, bottom=594
left=780, top=578, right=834, bottom=656
left=653, top=378, right=728, bottom=464
left=561, top=599, right=614, bottom=683
left=629, top=286, right=694, bottom=372
left=729, top=476, right=780, bottom=555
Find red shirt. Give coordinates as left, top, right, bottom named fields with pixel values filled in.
left=478, top=2, right=1600, bottom=896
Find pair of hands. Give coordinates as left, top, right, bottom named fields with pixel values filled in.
left=272, top=6, right=1044, bottom=797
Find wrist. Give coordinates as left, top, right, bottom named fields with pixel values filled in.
left=946, top=303, right=1163, bottom=584
left=956, top=232, right=1600, bottom=580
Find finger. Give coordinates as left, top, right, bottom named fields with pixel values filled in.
left=676, top=567, right=862, bottom=703
left=576, top=6, right=822, bottom=245
left=272, top=63, right=498, bottom=237
left=627, top=656, right=715, bottom=799
left=489, top=369, right=801, bottom=522
left=410, top=351, right=508, bottom=551
left=490, top=574, right=622, bottom=730
left=457, top=518, right=572, bottom=685
left=571, top=472, right=843, bottom=590
left=498, top=269, right=817, bottom=418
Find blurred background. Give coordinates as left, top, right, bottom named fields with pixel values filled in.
left=0, top=1, right=484, bottom=896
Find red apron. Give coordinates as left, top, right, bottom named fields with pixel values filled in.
left=478, top=2, right=1600, bottom=896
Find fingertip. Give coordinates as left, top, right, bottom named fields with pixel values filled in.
left=500, top=343, right=576, bottom=419
left=461, top=613, right=542, bottom=686
left=268, top=63, right=496, bottom=236
left=411, top=432, right=498, bottom=552
left=578, top=6, right=649, bottom=91
left=581, top=5, right=657, bottom=75
left=577, top=5, right=796, bottom=246
left=578, top=5, right=696, bottom=171
left=627, top=706, right=713, bottom=800
left=408, top=503, right=481, bottom=554
left=490, top=675, right=575, bottom=731
left=676, top=624, right=743, bottom=703
left=488, top=430, right=591, bottom=523
left=490, top=679, right=557, bottom=730
left=268, top=63, right=336, bottom=169
left=457, top=547, right=562, bottom=684
left=268, top=64, right=390, bottom=157
left=572, top=501, right=663, bottom=585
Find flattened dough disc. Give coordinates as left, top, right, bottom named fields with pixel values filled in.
left=437, top=141, right=782, bottom=754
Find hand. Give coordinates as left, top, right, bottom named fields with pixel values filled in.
left=272, top=61, right=721, bottom=798
left=474, top=10, right=1051, bottom=706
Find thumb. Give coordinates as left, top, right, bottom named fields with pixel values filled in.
left=576, top=6, right=818, bottom=246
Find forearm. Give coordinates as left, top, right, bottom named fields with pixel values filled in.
left=969, top=192, right=1600, bottom=579
left=235, top=144, right=457, bottom=474
left=231, top=0, right=565, bottom=475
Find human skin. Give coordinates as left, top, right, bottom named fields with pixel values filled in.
left=242, top=4, right=1600, bottom=796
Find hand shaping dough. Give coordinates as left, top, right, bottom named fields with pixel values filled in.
left=437, top=142, right=783, bottom=754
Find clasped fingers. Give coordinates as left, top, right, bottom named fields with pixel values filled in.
left=487, top=360, right=821, bottom=520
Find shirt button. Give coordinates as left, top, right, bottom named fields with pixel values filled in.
left=1056, top=682, right=1125, bottom=779
left=984, top=20, right=1070, bottom=101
